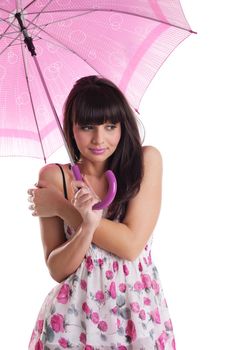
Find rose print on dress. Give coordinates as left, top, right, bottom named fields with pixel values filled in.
left=111, top=305, right=118, bottom=314
left=29, top=233, right=175, bottom=349
left=152, top=279, right=160, bottom=294
left=95, top=290, right=105, bottom=304
left=34, top=339, right=43, bottom=350
left=82, top=302, right=91, bottom=317
left=139, top=309, right=146, bottom=320
left=91, top=312, right=100, bottom=324
left=58, top=337, right=70, bottom=348
left=134, top=280, right=144, bottom=292
left=165, top=319, right=173, bottom=331
left=97, top=258, right=104, bottom=268
left=123, top=263, right=129, bottom=276
left=141, top=273, right=152, bottom=290
left=119, top=282, right=127, bottom=293
left=36, top=319, right=44, bottom=334
left=51, top=313, right=65, bottom=332
left=125, top=319, right=137, bottom=343
left=156, top=330, right=169, bottom=350
left=106, top=269, right=114, bottom=279
left=130, top=302, right=140, bottom=313
left=113, top=260, right=119, bottom=272
left=109, top=281, right=117, bottom=299
left=138, top=261, right=143, bottom=272
left=81, top=279, right=87, bottom=291
left=150, top=308, right=161, bottom=324
left=80, top=332, right=86, bottom=345
left=56, top=283, right=71, bottom=304
left=85, top=256, right=94, bottom=273
left=97, top=320, right=108, bottom=332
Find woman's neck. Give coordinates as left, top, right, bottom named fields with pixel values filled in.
left=77, top=159, right=107, bottom=178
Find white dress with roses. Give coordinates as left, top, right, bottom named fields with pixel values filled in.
left=29, top=223, right=176, bottom=350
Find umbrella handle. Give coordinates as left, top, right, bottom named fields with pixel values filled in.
left=71, top=164, right=117, bottom=210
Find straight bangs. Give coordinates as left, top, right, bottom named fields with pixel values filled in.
left=72, top=87, right=124, bottom=126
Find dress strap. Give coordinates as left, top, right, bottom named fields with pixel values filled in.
left=55, top=163, right=68, bottom=200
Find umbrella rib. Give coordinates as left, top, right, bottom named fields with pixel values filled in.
left=20, top=40, right=47, bottom=163
left=0, top=7, right=11, bottom=15
left=24, top=0, right=37, bottom=11
left=0, top=31, right=22, bottom=56
left=24, top=8, right=195, bottom=34
left=23, top=0, right=60, bottom=44
left=0, top=15, right=21, bottom=38
left=31, top=10, right=94, bottom=30
left=24, top=0, right=54, bottom=26
left=25, top=11, right=93, bottom=41
left=24, top=18, right=102, bottom=76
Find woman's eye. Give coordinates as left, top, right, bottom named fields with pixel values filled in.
left=80, top=125, right=93, bottom=131
left=106, top=124, right=116, bottom=130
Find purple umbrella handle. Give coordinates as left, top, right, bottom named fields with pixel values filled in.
left=71, top=164, right=117, bottom=210
left=71, top=164, right=83, bottom=181
left=92, top=170, right=117, bottom=210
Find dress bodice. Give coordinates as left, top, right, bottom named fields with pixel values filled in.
left=63, top=221, right=154, bottom=265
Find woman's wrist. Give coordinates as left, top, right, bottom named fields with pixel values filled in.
left=56, top=197, right=82, bottom=230
left=81, top=221, right=98, bottom=236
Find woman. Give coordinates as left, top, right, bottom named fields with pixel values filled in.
left=28, top=75, right=175, bottom=349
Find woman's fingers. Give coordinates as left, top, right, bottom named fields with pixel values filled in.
left=74, top=185, right=91, bottom=198
left=27, top=188, right=35, bottom=196
left=72, top=178, right=99, bottom=199
left=83, top=176, right=100, bottom=201
left=71, top=180, right=86, bottom=192
left=27, top=188, right=37, bottom=206
left=27, top=188, right=38, bottom=215
left=28, top=202, right=38, bottom=216
left=74, top=191, right=92, bottom=205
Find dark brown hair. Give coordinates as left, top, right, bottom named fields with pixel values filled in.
left=63, top=75, right=144, bottom=221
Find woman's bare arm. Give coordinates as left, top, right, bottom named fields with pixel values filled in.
left=34, top=145, right=162, bottom=281
left=42, top=217, right=95, bottom=283
left=53, top=146, right=162, bottom=261
left=92, top=146, right=162, bottom=260
left=35, top=166, right=94, bottom=283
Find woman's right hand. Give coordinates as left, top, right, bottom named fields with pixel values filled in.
left=27, top=181, right=64, bottom=217
left=72, top=181, right=103, bottom=230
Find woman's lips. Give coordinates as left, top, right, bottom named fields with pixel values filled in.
left=89, top=148, right=106, bottom=155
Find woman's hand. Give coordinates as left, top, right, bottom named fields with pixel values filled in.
left=72, top=180, right=103, bottom=230
left=27, top=180, right=64, bottom=217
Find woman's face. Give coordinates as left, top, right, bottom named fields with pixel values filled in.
left=72, top=121, right=121, bottom=163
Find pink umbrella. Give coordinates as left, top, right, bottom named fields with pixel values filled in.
left=0, top=1, right=196, bottom=208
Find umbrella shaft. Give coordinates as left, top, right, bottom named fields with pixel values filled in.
left=15, top=12, right=73, bottom=165
left=33, top=56, right=74, bottom=166
left=15, top=12, right=36, bottom=56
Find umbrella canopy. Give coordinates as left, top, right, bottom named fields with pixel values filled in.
left=0, top=0, right=195, bottom=161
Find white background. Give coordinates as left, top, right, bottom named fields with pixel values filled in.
left=1, top=1, right=233, bottom=349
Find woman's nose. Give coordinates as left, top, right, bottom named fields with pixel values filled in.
left=92, top=127, right=104, bottom=144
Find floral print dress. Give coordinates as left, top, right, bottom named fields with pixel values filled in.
left=29, top=222, right=176, bottom=350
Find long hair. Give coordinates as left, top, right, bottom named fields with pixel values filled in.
left=63, top=75, right=144, bottom=221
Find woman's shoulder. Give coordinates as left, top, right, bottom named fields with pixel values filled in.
left=38, top=163, right=70, bottom=186
left=142, top=145, right=162, bottom=164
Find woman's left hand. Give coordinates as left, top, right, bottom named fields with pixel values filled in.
left=71, top=180, right=103, bottom=230
left=27, top=181, right=64, bottom=217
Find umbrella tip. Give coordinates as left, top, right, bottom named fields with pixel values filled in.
left=190, top=29, right=198, bottom=34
